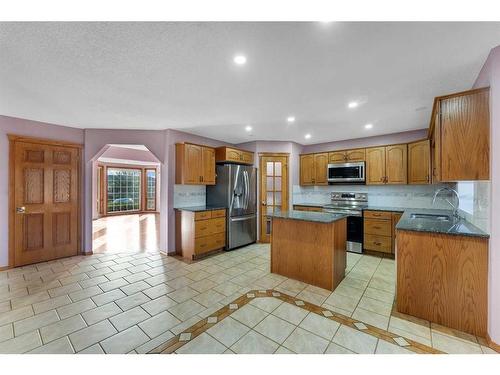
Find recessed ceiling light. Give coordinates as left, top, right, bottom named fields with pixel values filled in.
left=245, top=125, right=252, bottom=132
left=305, top=134, right=311, bottom=139
left=233, top=54, right=247, bottom=65
left=287, top=116, right=296, bottom=123
left=364, top=123, right=373, bottom=129
left=348, top=101, right=359, bottom=109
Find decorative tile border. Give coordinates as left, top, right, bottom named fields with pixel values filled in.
left=148, top=289, right=444, bottom=354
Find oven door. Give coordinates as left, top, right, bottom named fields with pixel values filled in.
left=327, top=162, right=365, bottom=183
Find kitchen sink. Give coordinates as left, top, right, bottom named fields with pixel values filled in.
left=409, top=213, right=451, bottom=221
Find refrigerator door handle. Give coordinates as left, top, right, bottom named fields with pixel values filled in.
left=243, top=170, right=250, bottom=210
left=230, top=214, right=256, bottom=222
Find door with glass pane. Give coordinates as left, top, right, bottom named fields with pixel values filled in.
left=260, top=154, right=289, bottom=243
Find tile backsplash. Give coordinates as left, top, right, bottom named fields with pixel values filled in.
left=293, top=183, right=458, bottom=210
left=173, top=185, right=206, bottom=207
left=457, top=181, right=490, bottom=233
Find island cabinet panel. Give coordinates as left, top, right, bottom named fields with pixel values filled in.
left=366, top=147, right=386, bottom=185
left=271, top=217, right=346, bottom=291
left=408, top=140, right=431, bottom=184
left=215, top=146, right=254, bottom=165
left=176, top=143, right=216, bottom=185
left=439, top=89, right=490, bottom=181
left=293, top=205, right=323, bottom=212
left=396, top=230, right=488, bottom=337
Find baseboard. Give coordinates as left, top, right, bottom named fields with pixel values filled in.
left=486, top=333, right=500, bottom=353
left=0, top=265, right=12, bottom=271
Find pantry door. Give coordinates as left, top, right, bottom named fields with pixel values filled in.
left=9, top=135, right=82, bottom=267
left=259, top=154, right=289, bottom=243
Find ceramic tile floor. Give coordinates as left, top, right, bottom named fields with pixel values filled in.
left=0, top=244, right=496, bottom=354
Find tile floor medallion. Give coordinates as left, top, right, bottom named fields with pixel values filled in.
left=0, top=244, right=497, bottom=354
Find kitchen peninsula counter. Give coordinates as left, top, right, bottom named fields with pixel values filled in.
left=269, top=210, right=347, bottom=291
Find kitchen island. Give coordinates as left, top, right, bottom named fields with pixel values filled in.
left=269, top=210, right=348, bottom=291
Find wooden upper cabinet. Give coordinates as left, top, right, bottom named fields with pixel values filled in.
left=328, top=151, right=346, bottom=163
left=346, top=149, right=365, bottom=162
left=176, top=143, right=216, bottom=185
left=431, top=111, right=441, bottom=183
left=438, top=88, right=490, bottom=181
left=328, top=149, right=365, bottom=163
left=215, top=146, right=254, bottom=165
left=366, top=147, right=386, bottom=185
left=386, top=144, right=407, bottom=184
left=201, top=147, right=216, bottom=184
left=300, top=154, right=314, bottom=185
left=314, top=153, right=328, bottom=185
left=408, top=140, right=431, bottom=184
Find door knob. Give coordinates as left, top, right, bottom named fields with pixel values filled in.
left=16, top=207, right=26, bottom=214
left=261, top=201, right=267, bottom=206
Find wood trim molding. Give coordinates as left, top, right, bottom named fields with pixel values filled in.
left=7, top=134, right=83, bottom=149
left=257, top=152, right=290, bottom=157
left=486, top=333, right=500, bottom=353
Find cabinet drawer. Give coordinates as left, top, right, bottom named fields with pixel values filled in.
left=364, top=234, right=392, bottom=253
left=209, top=217, right=226, bottom=234
left=194, top=236, right=212, bottom=254
left=211, top=209, right=226, bottom=218
left=195, top=220, right=212, bottom=238
left=210, top=232, right=226, bottom=250
left=364, top=219, right=392, bottom=236
left=194, top=211, right=211, bottom=221
left=364, top=210, right=392, bottom=220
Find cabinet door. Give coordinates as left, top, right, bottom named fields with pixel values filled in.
left=440, top=90, right=490, bottom=181
left=346, top=149, right=366, bottom=162
left=408, top=140, right=430, bottom=184
left=386, top=144, right=407, bottom=184
left=431, top=111, right=441, bottom=183
left=226, top=148, right=242, bottom=162
left=185, top=144, right=202, bottom=184
left=241, top=151, right=254, bottom=165
left=300, top=155, right=314, bottom=185
left=328, top=151, right=346, bottom=163
left=366, top=147, right=386, bottom=185
left=201, top=147, right=215, bottom=185
left=314, top=153, right=329, bottom=185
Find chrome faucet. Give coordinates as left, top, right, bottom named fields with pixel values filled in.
left=432, top=187, right=461, bottom=219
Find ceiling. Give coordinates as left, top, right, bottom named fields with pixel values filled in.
left=1, top=22, right=499, bottom=145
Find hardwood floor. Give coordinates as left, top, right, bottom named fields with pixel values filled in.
left=92, top=213, right=160, bottom=253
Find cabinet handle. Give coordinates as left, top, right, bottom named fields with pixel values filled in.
left=373, top=213, right=381, bottom=217
left=374, top=242, right=382, bottom=246
left=373, top=226, right=381, bottom=229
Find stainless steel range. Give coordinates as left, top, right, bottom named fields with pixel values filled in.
left=323, top=192, right=368, bottom=253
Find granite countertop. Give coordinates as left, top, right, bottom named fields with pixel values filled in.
left=292, top=202, right=325, bottom=208
left=174, top=205, right=226, bottom=212
left=269, top=210, right=348, bottom=223
left=396, top=208, right=489, bottom=239
left=363, top=206, right=406, bottom=212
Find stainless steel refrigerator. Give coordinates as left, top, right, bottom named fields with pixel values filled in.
left=207, top=164, right=257, bottom=250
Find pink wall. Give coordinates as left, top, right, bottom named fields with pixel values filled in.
left=0, top=116, right=84, bottom=267
left=99, top=145, right=161, bottom=163
left=473, top=45, right=500, bottom=344
left=301, top=129, right=428, bottom=154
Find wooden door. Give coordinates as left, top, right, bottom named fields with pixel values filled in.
left=10, top=136, right=81, bottom=267
left=260, top=154, right=289, bottom=243
left=299, top=154, right=314, bottom=185
left=328, top=151, right=346, bottom=163
left=346, top=149, right=366, bottom=162
left=386, top=144, right=407, bottom=184
left=366, top=147, right=386, bottom=185
left=313, top=153, right=328, bottom=185
left=201, top=147, right=215, bottom=185
left=432, top=110, right=441, bottom=183
left=185, top=144, right=202, bottom=184
left=440, top=89, right=489, bottom=181
left=408, top=140, right=430, bottom=184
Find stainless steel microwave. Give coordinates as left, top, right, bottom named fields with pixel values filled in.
left=327, top=162, right=365, bottom=183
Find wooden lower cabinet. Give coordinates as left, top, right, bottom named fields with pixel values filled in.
left=396, top=230, right=488, bottom=337
left=363, top=210, right=403, bottom=254
left=293, top=205, right=323, bottom=212
left=175, top=209, right=226, bottom=260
